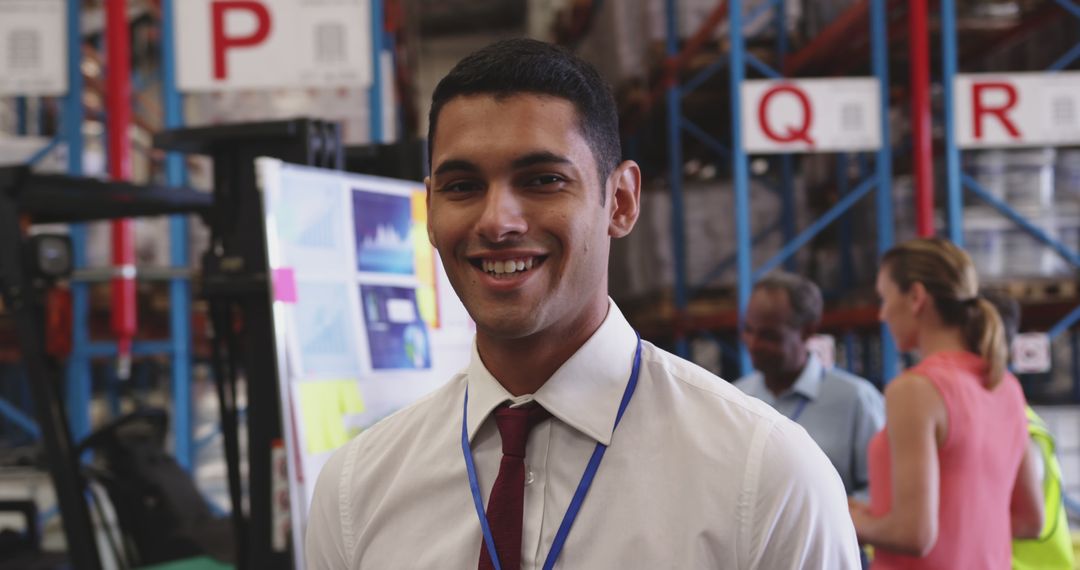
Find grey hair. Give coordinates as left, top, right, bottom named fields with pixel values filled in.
left=753, top=271, right=824, bottom=329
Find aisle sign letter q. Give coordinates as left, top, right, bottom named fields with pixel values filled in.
left=741, top=78, right=882, bottom=154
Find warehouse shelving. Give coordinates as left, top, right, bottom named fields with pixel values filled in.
left=940, top=0, right=1080, bottom=399
left=1, top=0, right=398, bottom=462
left=613, top=0, right=1080, bottom=390
left=629, top=0, right=899, bottom=382
left=1, top=1, right=397, bottom=565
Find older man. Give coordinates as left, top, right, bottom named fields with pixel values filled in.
left=735, top=271, right=884, bottom=497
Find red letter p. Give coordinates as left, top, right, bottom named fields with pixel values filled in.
left=212, top=1, right=272, bottom=80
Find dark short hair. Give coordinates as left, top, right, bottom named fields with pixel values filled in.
left=427, top=38, right=622, bottom=201
left=753, top=271, right=824, bottom=329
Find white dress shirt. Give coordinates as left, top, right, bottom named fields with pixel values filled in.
left=306, top=300, right=860, bottom=569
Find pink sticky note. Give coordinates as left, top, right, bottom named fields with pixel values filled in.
left=272, top=268, right=298, bottom=303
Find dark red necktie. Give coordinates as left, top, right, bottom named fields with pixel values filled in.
left=478, top=402, right=552, bottom=570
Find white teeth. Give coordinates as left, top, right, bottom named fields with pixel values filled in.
left=481, top=257, right=537, bottom=276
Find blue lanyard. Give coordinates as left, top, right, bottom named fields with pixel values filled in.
left=785, top=365, right=825, bottom=423
left=461, top=335, right=643, bottom=570
left=788, top=396, right=809, bottom=423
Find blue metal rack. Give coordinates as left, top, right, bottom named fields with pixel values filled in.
left=161, top=0, right=193, bottom=471
left=0, top=0, right=89, bottom=530
left=663, top=0, right=689, bottom=360
left=663, top=0, right=898, bottom=381
left=23, top=10, right=195, bottom=474
left=370, top=0, right=386, bottom=144
left=63, top=0, right=92, bottom=449
left=0, top=365, right=39, bottom=440
left=47, top=0, right=198, bottom=468
left=0, top=0, right=394, bottom=550
left=940, top=0, right=1080, bottom=387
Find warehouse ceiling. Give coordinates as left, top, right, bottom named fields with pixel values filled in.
left=415, top=0, right=527, bottom=35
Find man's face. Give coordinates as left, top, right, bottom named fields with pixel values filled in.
left=426, top=94, right=638, bottom=343
left=741, top=288, right=809, bottom=378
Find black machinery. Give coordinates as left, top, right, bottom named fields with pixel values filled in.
left=0, top=119, right=344, bottom=570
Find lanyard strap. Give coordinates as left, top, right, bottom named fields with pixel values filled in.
left=788, top=396, right=810, bottom=423
left=786, top=365, right=825, bottom=423
left=462, top=335, right=643, bottom=570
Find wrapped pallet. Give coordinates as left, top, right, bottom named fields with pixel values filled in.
left=609, top=177, right=808, bottom=302
left=571, top=0, right=801, bottom=86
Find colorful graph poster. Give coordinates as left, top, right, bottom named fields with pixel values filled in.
left=352, top=187, right=415, bottom=275
left=360, top=284, right=431, bottom=370
left=293, top=281, right=363, bottom=378
left=275, top=167, right=353, bottom=276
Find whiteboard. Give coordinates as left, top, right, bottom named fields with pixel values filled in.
left=257, top=158, right=472, bottom=568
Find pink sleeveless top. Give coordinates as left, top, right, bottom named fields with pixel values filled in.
left=868, top=351, right=1027, bottom=570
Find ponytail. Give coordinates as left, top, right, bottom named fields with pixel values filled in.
left=966, top=297, right=1008, bottom=388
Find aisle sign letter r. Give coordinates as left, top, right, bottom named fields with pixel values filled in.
left=972, top=81, right=1021, bottom=141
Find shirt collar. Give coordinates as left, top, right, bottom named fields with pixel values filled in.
left=464, top=299, right=638, bottom=446
left=789, top=353, right=825, bottom=401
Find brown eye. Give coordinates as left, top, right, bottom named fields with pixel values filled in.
left=441, top=180, right=482, bottom=194
left=526, top=174, right=565, bottom=188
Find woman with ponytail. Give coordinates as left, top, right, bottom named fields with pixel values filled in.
left=849, top=237, right=1044, bottom=569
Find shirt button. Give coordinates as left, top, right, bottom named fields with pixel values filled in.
left=525, top=470, right=535, bottom=485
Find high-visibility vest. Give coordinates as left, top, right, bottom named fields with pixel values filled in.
left=1012, top=407, right=1074, bottom=570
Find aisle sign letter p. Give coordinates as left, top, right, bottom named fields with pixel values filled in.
left=212, top=1, right=272, bottom=80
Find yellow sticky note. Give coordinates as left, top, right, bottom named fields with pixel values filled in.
left=411, top=190, right=439, bottom=328
left=297, top=380, right=366, bottom=454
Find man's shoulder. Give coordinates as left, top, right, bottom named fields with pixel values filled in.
left=742, top=410, right=860, bottom=565
left=640, top=342, right=784, bottom=426
left=645, top=347, right=845, bottom=480
left=823, top=367, right=883, bottom=398
left=306, top=375, right=466, bottom=568
left=731, top=370, right=763, bottom=393
left=640, top=342, right=837, bottom=481
left=333, top=374, right=464, bottom=462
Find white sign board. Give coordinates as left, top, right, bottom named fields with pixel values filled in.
left=955, top=72, right=1080, bottom=148
left=175, top=0, right=372, bottom=92
left=1012, top=332, right=1052, bottom=374
left=741, top=78, right=882, bottom=154
left=0, top=0, right=67, bottom=96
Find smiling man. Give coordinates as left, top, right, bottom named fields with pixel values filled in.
left=306, top=39, right=859, bottom=569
